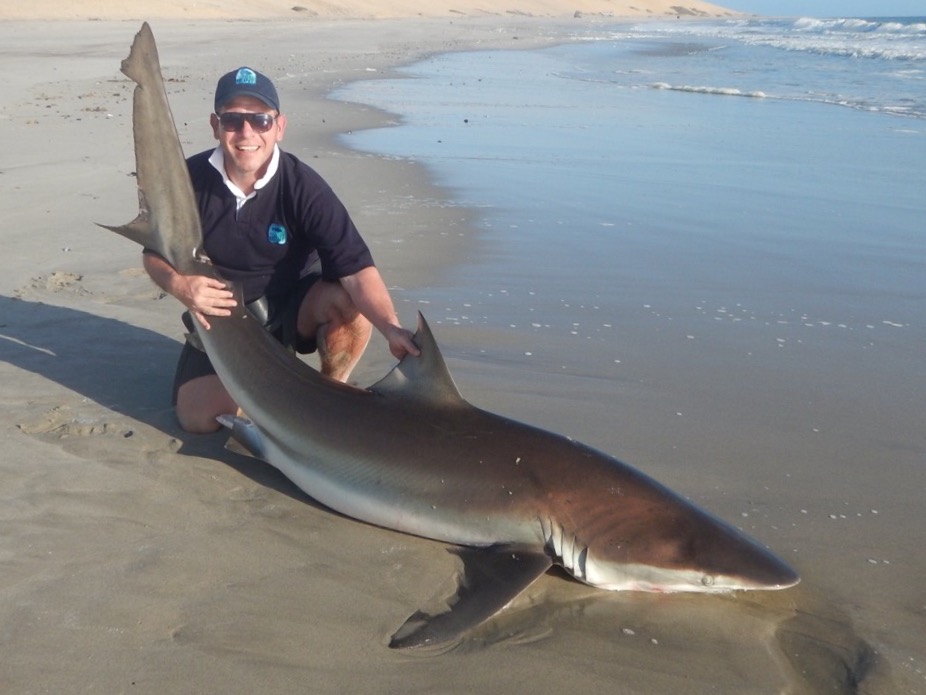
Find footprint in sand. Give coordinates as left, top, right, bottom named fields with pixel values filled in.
left=16, top=404, right=183, bottom=468
left=14, top=270, right=90, bottom=298
left=14, top=268, right=164, bottom=302
left=16, top=404, right=124, bottom=438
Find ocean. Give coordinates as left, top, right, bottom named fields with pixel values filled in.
left=333, top=16, right=924, bottom=387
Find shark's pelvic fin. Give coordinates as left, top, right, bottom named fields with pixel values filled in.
left=218, top=414, right=268, bottom=462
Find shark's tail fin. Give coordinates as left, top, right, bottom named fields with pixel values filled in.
left=97, top=187, right=156, bottom=249
left=120, top=22, right=160, bottom=85
left=99, top=22, right=202, bottom=271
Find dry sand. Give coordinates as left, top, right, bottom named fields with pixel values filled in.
left=3, top=0, right=739, bottom=21
left=0, top=4, right=918, bottom=694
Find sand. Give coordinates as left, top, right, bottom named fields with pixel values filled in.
left=1, top=0, right=739, bottom=21
left=0, top=4, right=921, bottom=694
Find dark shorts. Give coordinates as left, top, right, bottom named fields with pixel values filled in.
left=171, top=270, right=322, bottom=404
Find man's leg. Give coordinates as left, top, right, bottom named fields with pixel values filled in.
left=176, top=374, right=237, bottom=434
left=296, top=280, right=372, bottom=382
left=172, top=337, right=237, bottom=434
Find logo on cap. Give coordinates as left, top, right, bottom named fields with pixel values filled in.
left=236, top=68, right=258, bottom=86
left=267, top=223, right=288, bottom=245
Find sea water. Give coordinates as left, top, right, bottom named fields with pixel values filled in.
left=332, top=16, right=925, bottom=406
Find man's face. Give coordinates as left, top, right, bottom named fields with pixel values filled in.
left=210, top=96, right=286, bottom=180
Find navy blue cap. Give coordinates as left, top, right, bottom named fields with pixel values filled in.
left=214, top=67, right=280, bottom=112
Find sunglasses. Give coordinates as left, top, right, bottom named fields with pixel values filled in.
left=216, top=112, right=277, bottom=133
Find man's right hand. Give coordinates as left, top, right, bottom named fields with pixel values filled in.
left=177, top=275, right=237, bottom=330
left=143, top=252, right=237, bottom=330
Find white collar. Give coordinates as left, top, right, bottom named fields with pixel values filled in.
left=208, top=145, right=280, bottom=206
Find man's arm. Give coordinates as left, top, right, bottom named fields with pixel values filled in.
left=339, top=266, right=420, bottom=360
left=142, top=252, right=237, bottom=330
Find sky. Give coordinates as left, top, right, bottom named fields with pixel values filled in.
left=724, top=0, right=922, bottom=17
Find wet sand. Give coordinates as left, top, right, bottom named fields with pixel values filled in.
left=0, top=10, right=921, bottom=695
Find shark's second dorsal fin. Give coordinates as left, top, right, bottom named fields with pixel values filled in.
left=370, top=312, right=465, bottom=407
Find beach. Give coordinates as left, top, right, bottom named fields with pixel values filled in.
left=1, top=5, right=923, bottom=694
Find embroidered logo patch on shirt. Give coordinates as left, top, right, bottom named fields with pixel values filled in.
left=236, top=68, right=257, bottom=85
left=267, top=223, right=288, bottom=245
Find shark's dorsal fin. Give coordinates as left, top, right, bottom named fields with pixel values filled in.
left=370, top=312, right=465, bottom=406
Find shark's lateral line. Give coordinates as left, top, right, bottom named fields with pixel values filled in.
left=104, top=23, right=799, bottom=650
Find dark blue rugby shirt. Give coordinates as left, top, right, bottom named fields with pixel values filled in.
left=186, top=148, right=374, bottom=304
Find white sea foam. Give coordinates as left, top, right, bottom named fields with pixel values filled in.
left=628, top=16, right=926, bottom=62
left=612, top=16, right=926, bottom=119
left=652, top=82, right=767, bottom=98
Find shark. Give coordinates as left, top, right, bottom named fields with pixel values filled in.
left=102, top=23, right=799, bottom=649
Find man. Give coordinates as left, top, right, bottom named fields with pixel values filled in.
left=144, top=66, right=419, bottom=433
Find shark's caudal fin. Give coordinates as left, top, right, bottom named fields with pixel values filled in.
left=97, top=190, right=157, bottom=250
left=97, top=22, right=204, bottom=273
left=370, top=312, right=465, bottom=407
left=117, top=21, right=161, bottom=85
left=389, top=545, right=553, bottom=649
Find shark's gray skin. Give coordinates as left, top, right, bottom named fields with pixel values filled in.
left=103, top=23, right=799, bottom=650
left=100, top=23, right=207, bottom=278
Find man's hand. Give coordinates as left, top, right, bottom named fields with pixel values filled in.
left=143, top=252, right=236, bottom=330
left=177, top=275, right=237, bottom=330
left=383, top=324, right=420, bottom=361
left=339, top=266, right=421, bottom=361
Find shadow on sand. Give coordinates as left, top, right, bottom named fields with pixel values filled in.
left=0, top=294, right=312, bottom=503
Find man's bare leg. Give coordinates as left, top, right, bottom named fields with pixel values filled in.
left=175, top=280, right=370, bottom=432
left=297, top=280, right=372, bottom=382
left=176, top=374, right=237, bottom=434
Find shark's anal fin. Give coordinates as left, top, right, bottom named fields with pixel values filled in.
left=389, top=545, right=552, bottom=650
left=217, top=414, right=268, bottom=462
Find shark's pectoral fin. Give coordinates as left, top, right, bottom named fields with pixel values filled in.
left=389, top=545, right=552, bottom=650
left=217, top=414, right=268, bottom=462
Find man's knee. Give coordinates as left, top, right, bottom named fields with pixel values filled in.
left=176, top=375, right=236, bottom=433
left=298, top=280, right=364, bottom=338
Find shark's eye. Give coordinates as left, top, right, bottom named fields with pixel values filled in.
left=701, top=574, right=715, bottom=587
